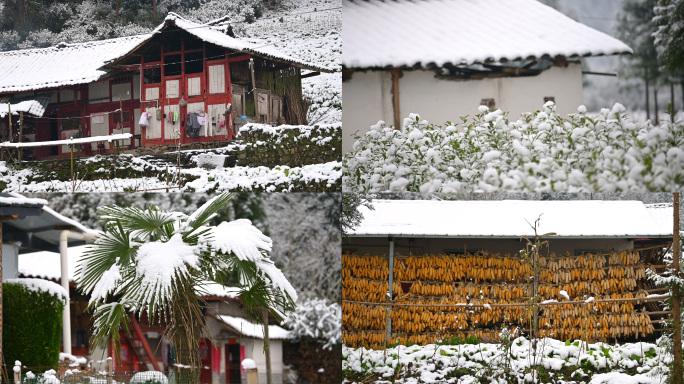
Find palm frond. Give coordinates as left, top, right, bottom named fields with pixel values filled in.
left=91, top=302, right=130, bottom=363
left=184, top=193, right=234, bottom=236
left=98, top=205, right=184, bottom=240
left=77, top=221, right=135, bottom=298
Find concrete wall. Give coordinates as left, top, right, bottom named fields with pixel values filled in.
left=344, top=236, right=634, bottom=257
left=342, top=62, right=584, bottom=153
left=1, top=243, right=18, bottom=281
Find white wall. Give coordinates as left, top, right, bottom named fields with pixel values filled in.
left=242, top=338, right=283, bottom=384
left=1, top=243, right=18, bottom=281
left=342, top=62, right=584, bottom=153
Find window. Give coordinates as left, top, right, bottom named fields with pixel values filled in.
left=165, top=54, right=182, bottom=77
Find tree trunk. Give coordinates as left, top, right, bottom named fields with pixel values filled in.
left=170, top=280, right=204, bottom=384
left=655, top=86, right=659, bottom=125
left=153, top=0, right=157, bottom=24
left=646, top=79, right=650, bottom=121
left=672, top=81, right=676, bottom=113
left=116, top=0, right=120, bottom=21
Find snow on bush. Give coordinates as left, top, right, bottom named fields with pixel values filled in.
left=5, top=278, right=67, bottom=304
left=343, top=102, right=684, bottom=193
left=343, top=337, right=672, bottom=383
left=130, top=371, right=168, bottom=384
left=282, top=298, right=341, bottom=350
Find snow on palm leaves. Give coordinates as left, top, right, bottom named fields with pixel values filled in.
left=76, top=192, right=296, bottom=360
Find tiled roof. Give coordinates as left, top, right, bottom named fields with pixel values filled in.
left=0, top=35, right=148, bottom=94
left=0, top=91, right=54, bottom=117
left=343, top=0, right=633, bottom=69
left=0, top=13, right=329, bottom=94
left=121, top=13, right=329, bottom=73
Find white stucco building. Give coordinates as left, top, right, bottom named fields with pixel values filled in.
left=342, top=0, right=633, bottom=153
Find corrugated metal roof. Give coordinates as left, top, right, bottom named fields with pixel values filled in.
left=349, top=200, right=673, bottom=238
left=0, top=35, right=149, bottom=94
left=343, top=0, right=633, bottom=69
left=0, top=91, right=54, bottom=117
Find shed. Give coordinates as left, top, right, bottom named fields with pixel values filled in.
left=342, top=199, right=674, bottom=347
left=342, top=0, right=633, bottom=152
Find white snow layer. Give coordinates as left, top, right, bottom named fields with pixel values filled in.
left=241, top=358, right=256, bottom=370
left=0, top=99, right=46, bottom=118
left=216, top=314, right=292, bottom=340
left=0, top=133, right=132, bottom=148
left=5, top=278, right=67, bottom=304
left=0, top=35, right=148, bottom=93
left=136, top=233, right=200, bottom=302
left=208, top=219, right=298, bottom=302
left=0, top=195, right=46, bottom=206
left=343, top=0, right=632, bottom=68
left=349, top=200, right=672, bottom=238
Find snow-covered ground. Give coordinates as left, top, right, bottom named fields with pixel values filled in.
left=343, top=336, right=674, bottom=384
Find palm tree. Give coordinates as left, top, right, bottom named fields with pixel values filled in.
left=76, top=193, right=296, bottom=382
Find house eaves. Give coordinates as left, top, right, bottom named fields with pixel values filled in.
left=342, top=0, right=633, bottom=70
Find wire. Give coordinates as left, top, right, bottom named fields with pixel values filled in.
left=32, top=109, right=122, bottom=120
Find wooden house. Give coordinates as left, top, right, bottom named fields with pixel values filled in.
left=342, top=0, right=632, bottom=152
left=343, top=200, right=674, bottom=348
left=0, top=13, right=327, bottom=160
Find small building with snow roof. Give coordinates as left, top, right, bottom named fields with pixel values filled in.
left=0, top=13, right=328, bottom=159
left=18, top=244, right=292, bottom=384
left=341, top=0, right=633, bottom=152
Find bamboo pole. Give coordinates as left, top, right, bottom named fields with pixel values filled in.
left=673, top=192, right=682, bottom=384
left=343, top=295, right=669, bottom=308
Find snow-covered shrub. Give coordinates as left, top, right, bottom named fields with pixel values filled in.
left=282, top=299, right=342, bottom=384
left=283, top=298, right=341, bottom=349
left=4, top=280, right=66, bottom=368
left=129, top=371, right=168, bottom=384
left=343, top=102, right=684, bottom=193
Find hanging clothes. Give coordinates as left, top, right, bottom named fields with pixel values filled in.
left=174, top=111, right=179, bottom=122
left=139, top=111, right=149, bottom=127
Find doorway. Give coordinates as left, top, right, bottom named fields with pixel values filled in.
left=225, top=344, right=241, bottom=384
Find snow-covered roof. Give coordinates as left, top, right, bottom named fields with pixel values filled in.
left=216, top=314, right=292, bottom=340
left=0, top=92, right=53, bottom=118
left=110, top=13, right=329, bottom=73
left=349, top=200, right=673, bottom=239
left=342, top=0, right=633, bottom=69
left=0, top=35, right=149, bottom=94
left=4, top=192, right=98, bottom=249
left=645, top=203, right=674, bottom=235
left=18, top=245, right=88, bottom=282
left=0, top=192, right=46, bottom=218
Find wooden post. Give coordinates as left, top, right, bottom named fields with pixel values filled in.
left=105, top=357, right=113, bottom=384
left=13, top=365, right=20, bottom=384
left=391, top=68, right=401, bottom=130
left=262, top=308, right=272, bottom=384
left=18, top=111, right=23, bottom=164
left=246, top=368, right=258, bottom=384
left=673, top=192, right=682, bottom=384
left=385, top=237, right=394, bottom=346
left=0, top=222, right=3, bottom=383
left=250, top=59, right=258, bottom=121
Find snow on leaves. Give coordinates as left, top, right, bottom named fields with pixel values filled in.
left=343, top=103, right=684, bottom=193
